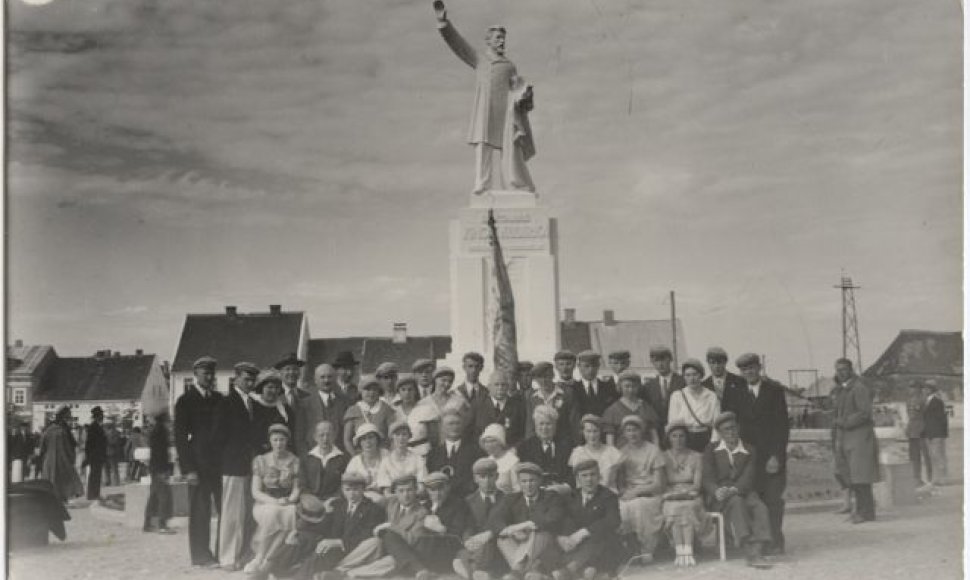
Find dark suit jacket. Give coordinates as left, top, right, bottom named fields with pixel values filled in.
left=488, top=489, right=566, bottom=535
left=299, top=449, right=350, bottom=501
left=454, top=382, right=491, bottom=408
left=471, top=395, right=527, bottom=448
left=465, top=489, right=505, bottom=534
left=338, top=381, right=360, bottom=403
left=252, top=401, right=295, bottom=455
left=702, top=372, right=747, bottom=418
left=84, top=422, right=107, bottom=464
left=515, top=436, right=574, bottom=486
left=733, top=378, right=790, bottom=468
left=571, top=377, right=620, bottom=438
left=426, top=439, right=485, bottom=498
left=702, top=442, right=758, bottom=506
left=298, top=388, right=351, bottom=454
left=562, top=484, right=620, bottom=538
left=212, top=388, right=258, bottom=476
left=323, top=496, right=387, bottom=553
left=424, top=493, right=472, bottom=538
left=923, top=396, right=949, bottom=439
left=640, top=373, right=686, bottom=430
left=174, top=387, right=224, bottom=477
left=148, top=422, right=172, bottom=475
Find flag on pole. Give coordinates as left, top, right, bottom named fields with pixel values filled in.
left=487, top=209, right=519, bottom=378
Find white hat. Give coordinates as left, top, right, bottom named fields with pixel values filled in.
left=479, top=423, right=507, bottom=447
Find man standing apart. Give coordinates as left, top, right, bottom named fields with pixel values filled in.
left=214, top=361, right=260, bottom=570
left=83, top=406, right=107, bottom=501
left=734, top=353, right=789, bottom=554
left=832, top=358, right=879, bottom=523
left=175, top=356, right=225, bottom=567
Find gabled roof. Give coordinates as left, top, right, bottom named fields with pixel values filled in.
left=171, top=311, right=305, bottom=372
left=308, top=336, right=451, bottom=375
left=6, top=344, right=56, bottom=376
left=34, top=354, right=157, bottom=402
left=863, top=330, right=963, bottom=378
left=561, top=318, right=687, bottom=369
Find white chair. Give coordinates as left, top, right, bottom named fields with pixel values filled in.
left=708, top=511, right=727, bottom=561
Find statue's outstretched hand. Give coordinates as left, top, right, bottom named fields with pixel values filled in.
left=433, top=1, right=447, bottom=22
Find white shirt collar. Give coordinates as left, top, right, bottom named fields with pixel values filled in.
left=716, top=440, right=749, bottom=455
left=310, top=445, right=344, bottom=463
left=490, top=396, right=506, bottom=407
left=358, top=399, right=382, bottom=414
left=193, top=383, right=211, bottom=398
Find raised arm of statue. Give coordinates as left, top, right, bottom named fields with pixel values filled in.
left=433, top=1, right=478, bottom=69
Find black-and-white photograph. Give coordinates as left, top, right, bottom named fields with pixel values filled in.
left=4, top=1, right=963, bottom=579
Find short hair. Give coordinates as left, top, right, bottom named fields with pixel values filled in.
left=532, top=405, right=559, bottom=424
left=463, top=352, right=485, bottom=365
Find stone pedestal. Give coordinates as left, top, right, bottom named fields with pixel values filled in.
left=447, top=190, right=561, bottom=374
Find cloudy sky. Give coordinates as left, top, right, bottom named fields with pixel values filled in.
left=7, top=0, right=962, bottom=377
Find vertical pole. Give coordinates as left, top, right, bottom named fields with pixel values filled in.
left=670, top=290, right=678, bottom=368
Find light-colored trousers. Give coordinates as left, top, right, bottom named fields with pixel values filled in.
left=218, top=475, right=251, bottom=566
left=11, top=459, right=23, bottom=483
left=473, top=143, right=535, bottom=194
left=926, top=438, right=948, bottom=484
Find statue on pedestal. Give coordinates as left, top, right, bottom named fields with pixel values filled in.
left=433, top=1, right=536, bottom=196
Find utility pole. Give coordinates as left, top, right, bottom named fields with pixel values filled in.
left=833, top=273, right=863, bottom=370
left=670, top=290, right=678, bottom=368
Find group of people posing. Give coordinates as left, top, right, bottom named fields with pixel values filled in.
left=169, top=345, right=877, bottom=579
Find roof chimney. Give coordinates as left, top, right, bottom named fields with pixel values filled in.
left=269, top=304, right=282, bottom=315
left=135, top=349, right=144, bottom=356
left=226, top=305, right=238, bottom=317
left=14, top=339, right=23, bottom=348
left=113, top=351, right=121, bottom=357
left=392, top=322, right=407, bottom=344
left=564, top=308, right=576, bottom=324
left=603, top=309, right=616, bottom=326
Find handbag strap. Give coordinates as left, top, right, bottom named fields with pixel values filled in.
left=679, top=389, right=709, bottom=429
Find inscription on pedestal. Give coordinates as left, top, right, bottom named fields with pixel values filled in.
left=459, top=209, right=551, bottom=253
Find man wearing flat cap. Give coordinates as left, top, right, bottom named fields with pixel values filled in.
left=455, top=458, right=506, bottom=580
left=702, top=346, right=747, bottom=418
left=413, top=472, right=473, bottom=573
left=300, top=364, right=350, bottom=454
left=573, top=350, right=620, bottom=441
left=411, top=359, right=437, bottom=400
left=641, top=345, right=685, bottom=444
left=733, top=353, right=789, bottom=554
left=374, top=362, right=400, bottom=405
left=332, top=351, right=361, bottom=402
left=554, top=460, right=621, bottom=579
left=471, top=370, right=527, bottom=448
left=553, top=350, right=578, bottom=388
left=175, top=355, right=225, bottom=567
left=488, top=462, right=567, bottom=578
left=607, top=350, right=632, bottom=381
left=212, top=361, right=260, bottom=570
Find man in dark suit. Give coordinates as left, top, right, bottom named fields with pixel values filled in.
left=734, top=353, right=790, bottom=554
left=174, top=356, right=225, bottom=567
left=427, top=410, right=485, bottom=498
left=516, top=406, right=573, bottom=490
left=299, top=420, right=349, bottom=502
left=212, top=361, right=261, bottom=570
left=514, top=361, right=534, bottom=398
left=332, top=351, right=361, bottom=402
left=300, top=364, right=351, bottom=454
left=83, top=406, right=107, bottom=501
left=471, top=372, right=527, bottom=447
left=553, top=350, right=577, bottom=386
left=553, top=459, right=621, bottom=579
left=573, top=351, right=620, bottom=440
left=640, top=345, right=685, bottom=440
left=703, top=412, right=772, bottom=569
left=455, top=352, right=491, bottom=407
left=922, top=380, right=949, bottom=486
left=701, top=346, right=747, bottom=417
left=489, top=462, right=567, bottom=577
left=455, top=458, right=506, bottom=580
left=275, top=353, right=312, bottom=455
left=286, top=472, right=387, bottom=580
left=414, top=472, right=472, bottom=573
left=413, top=359, right=437, bottom=400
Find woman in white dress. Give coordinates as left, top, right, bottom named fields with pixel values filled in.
left=246, top=424, right=300, bottom=574
left=415, top=367, right=467, bottom=446
left=478, top=423, right=520, bottom=494
left=615, top=415, right=667, bottom=563
left=666, top=359, right=720, bottom=452
left=661, top=421, right=714, bottom=567
left=568, top=414, right=622, bottom=491
left=374, top=420, right=427, bottom=497
left=343, top=423, right=389, bottom=504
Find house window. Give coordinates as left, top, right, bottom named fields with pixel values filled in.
left=183, top=377, right=195, bottom=392
left=13, top=389, right=25, bottom=406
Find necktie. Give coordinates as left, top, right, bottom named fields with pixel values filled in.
left=544, top=443, right=552, bottom=461
left=287, top=390, right=294, bottom=407
left=496, top=401, right=503, bottom=413
left=661, top=377, right=667, bottom=398
left=587, top=381, right=594, bottom=398
left=348, top=503, right=356, bottom=516
left=448, top=443, right=454, bottom=459
left=583, top=494, right=591, bottom=507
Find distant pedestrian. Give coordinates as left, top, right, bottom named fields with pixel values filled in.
left=9, top=421, right=35, bottom=483
left=832, top=359, right=880, bottom=523
left=905, top=381, right=931, bottom=487
left=39, top=406, right=84, bottom=503
left=144, top=412, right=175, bottom=534
left=104, top=421, right=122, bottom=487
left=126, top=427, right=148, bottom=482
left=83, top=407, right=107, bottom=500
left=922, top=380, right=948, bottom=487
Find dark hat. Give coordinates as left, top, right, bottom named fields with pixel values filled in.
left=298, top=494, right=327, bottom=523
left=341, top=471, right=368, bottom=486
left=553, top=350, right=576, bottom=362
left=681, top=358, right=705, bottom=376
left=233, top=361, right=260, bottom=375
left=391, top=474, right=418, bottom=490
left=517, top=361, right=534, bottom=372
left=617, top=370, right=641, bottom=385
left=423, top=472, right=450, bottom=489
left=713, top=411, right=738, bottom=431
left=274, top=352, right=305, bottom=370
left=412, top=358, right=435, bottom=372
left=432, top=366, right=455, bottom=380
left=577, top=350, right=601, bottom=364
left=735, top=353, right=761, bottom=368
left=705, top=347, right=729, bottom=362
left=91, top=406, right=104, bottom=417
left=515, top=462, right=543, bottom=477
left=193, top=356, right=217, bottom=370
left=531, top=361, right=554, bottom=378
left=608, top=350, right=631, bottom=361
left=573, top=459, right=600, bottom=474
left=649, top=346, right=673, bottom=360
left=375, top=362, right=400, bottom=377
left=472, top=457, right=498, bottom=475
left=332, top=351, right=359, bottom=368
left=462, top=352, right=485, bottom=365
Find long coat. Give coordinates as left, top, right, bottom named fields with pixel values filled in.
left=834, top=377, right=881, bottom=485
left=39, top=421, right=83, bottom=501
